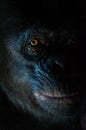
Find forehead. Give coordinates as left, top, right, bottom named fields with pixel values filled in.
left=27, top=25, right=78, bottom=41
left=28, top=25, right=54, bottom=39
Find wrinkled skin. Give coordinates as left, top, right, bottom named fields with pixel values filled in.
left=0, top=22, right=84, bottom=130
left=0, top=0, right=86, bottom=130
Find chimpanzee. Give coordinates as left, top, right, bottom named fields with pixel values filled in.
left=0, top=0, right=86, bottom=130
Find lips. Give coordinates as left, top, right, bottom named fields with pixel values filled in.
left=34, top=91, right=80, bottom=104
left=34, top=91, right=81, bottom=117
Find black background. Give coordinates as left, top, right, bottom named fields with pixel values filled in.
left=0, top=0, right=86, bottom=130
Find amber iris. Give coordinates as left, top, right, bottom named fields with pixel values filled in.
left=31, top=39, right=38, bottom=46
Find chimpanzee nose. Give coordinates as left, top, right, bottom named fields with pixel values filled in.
left=52, top=60, right=64, bottom=74
left=49, top=59, right=64, bottom=76
left=40, top=56, right=64, bottom=76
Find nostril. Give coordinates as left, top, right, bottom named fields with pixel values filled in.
left=39, top=56, right=64, bottom=75
left=52, top=61, right=64, bottom=75
left=55, top=61, right=64, bottom=69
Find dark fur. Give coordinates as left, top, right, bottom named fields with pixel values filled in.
left=0, top=0, right=86, bottom=130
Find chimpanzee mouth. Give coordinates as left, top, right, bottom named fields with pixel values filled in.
left=34, top=91, right=81, bottom=105
left=34, top=91, right=81, bottom=116
left=34, top=92, right=80, bottom=100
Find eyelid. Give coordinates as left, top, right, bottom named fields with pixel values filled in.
left=30, top=37, right=48, bottom=47
left=30, top=35, right=46, bottom=43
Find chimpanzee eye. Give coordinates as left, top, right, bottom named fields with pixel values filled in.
left=23, top=38, right=47, bottom=56
left=30, top=39, right=38, bottom=46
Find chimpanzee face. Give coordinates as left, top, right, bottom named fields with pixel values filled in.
left=0, top=24, right=82, bottom=124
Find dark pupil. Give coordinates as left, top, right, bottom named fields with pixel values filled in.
left=30, top=39, right=38, bottom=46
